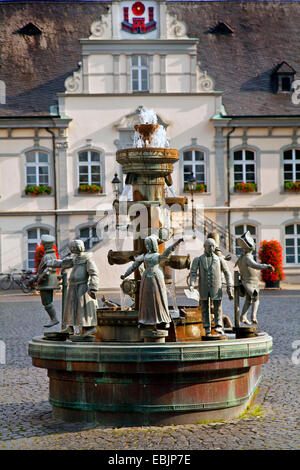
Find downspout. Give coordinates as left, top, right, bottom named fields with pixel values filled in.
left=226, top=127, right=235, bottom=252
left=45, top=127, right=58, bottom=248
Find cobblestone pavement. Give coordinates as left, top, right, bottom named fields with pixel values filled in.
left=0, top=289, right=299, bottom=450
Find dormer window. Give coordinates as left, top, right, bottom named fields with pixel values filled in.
left=14, top=23, right=42, bottom=36
left=272, top=62, right=296, bottom=93
left=208, top=22, right=233, bottom=35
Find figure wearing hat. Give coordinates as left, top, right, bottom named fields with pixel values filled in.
left=189, top=238, right=234, bottom=336
left=47, top=239, right=99, bottom=336
left=235, top=231, right=274, bottom=325
left=32, top=234, right=60, bottom=328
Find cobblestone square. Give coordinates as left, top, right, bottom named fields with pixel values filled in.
left=0, top=289, right=299, bottom=450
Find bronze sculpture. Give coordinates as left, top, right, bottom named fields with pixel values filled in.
left=121, top=236, right=183, bottom=329
left=31, top=234, right=60, bottom=328
left=47, top=239, right=99, bottom=336
left=189, top=238, right=233, bottom=336
left=235, top=231, right=274, bottom=325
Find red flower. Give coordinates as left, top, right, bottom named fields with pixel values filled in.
left=259, top=240, right=285, bottom=282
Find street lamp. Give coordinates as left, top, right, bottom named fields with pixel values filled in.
left=111, top=173, right=121, bottom=199
left=187, top=172, right=196, bottom=239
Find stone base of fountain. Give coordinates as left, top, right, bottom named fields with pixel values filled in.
left=28, top=333, right=272, bottom=426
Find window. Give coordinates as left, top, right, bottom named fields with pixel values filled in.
left=183, top=150, right=206, bottom=187
left=14, top=23, right=42, bottom=36
left=233, top=149, right=256, bottom=185
left=25, top=150, right=50, bottom=186
left=27, top=227, right=50, bottom=270
left=78, top=151, right=102, bottom=186
left=281, top=76, right=292, bottom=92
left=235, top=224, right=257, bottom=258
left=285, top=224, right=300, bottom=264
left=131, top=56, right=149, bottom=92
left=283, top=149, right=300, bottom=183
left=79, top=226, right=100, bottom=250
left=271, top=62, right=295, bottom=94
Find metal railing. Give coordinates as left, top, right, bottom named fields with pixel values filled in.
left=195, top=213, right=236, bottom=254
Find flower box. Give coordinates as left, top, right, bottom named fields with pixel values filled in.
left=234, top=182, right=257, bottom=193
left=25, top=185, right=52, bottom=196
left=259, top=240, right=285, bottom=286
left=184, top=183, right=207, bottom=193
left=78, top=184, right=103, bottom=194
left=284, top=181, right=300, bottom=192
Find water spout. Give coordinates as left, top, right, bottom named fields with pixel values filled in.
left=133, top=107, right=169, bottom=149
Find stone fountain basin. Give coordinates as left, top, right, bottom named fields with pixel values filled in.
left=28, top=333, right=272, bottom=425
left=116, top=148, right=179, bottom=176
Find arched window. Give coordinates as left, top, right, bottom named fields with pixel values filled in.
left=283, top=149, right=300, bottom=183
left=79, top=226, right=100, bottom=250
left=78, top=150, right=102, bottom=187
left=183, top=149, right=206, bottom=189
left=233, top=149, right=256, bottom=185
left=25, top=150, right=50, bottom=186
left=235, top=224, right=257, bottom=258
left=27, top=227, right=50, bottom=270
left=285, top=224, right=300, bottom=264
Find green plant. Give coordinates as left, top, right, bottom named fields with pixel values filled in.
left=284, top=181, right=300, bottom=192
left=78, top=184, right=103, bottom=193
left=234, top=182, right=257, bottom=192
left=184, top=183, right=207, bottom=192
left=25, top=185, right=52, bottom=196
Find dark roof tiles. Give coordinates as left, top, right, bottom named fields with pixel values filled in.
left=0, top=1, right=299, bottom=117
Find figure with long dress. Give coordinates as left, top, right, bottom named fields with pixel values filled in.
left=121, top=235, right=183, bottom=329
left=47, top=239, right=99, bottom=336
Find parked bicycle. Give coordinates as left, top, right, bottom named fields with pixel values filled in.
left=0, top=269, right=35, bottom=293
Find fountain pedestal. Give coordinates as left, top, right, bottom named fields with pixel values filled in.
left=28, top=334, right=272, bottom=425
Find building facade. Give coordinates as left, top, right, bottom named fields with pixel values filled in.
left=1, top=0, right=300, bottom=286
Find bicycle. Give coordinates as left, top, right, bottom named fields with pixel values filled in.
left=0, top=269, right=35, bottom=293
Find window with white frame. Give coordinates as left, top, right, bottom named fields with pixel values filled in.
left=233, top=149, right=256, bottom=185
left=235, top=224, right=257, bottom=258
left=285, top=224, right=300, bottom=264
left=27, top=227, right=50, bottom=270
left=79, top=226, right=100, bottom=250
left=25, top=150, right=50, bottom=186
left=78, top=151, right=102, bottom=187
left=131, top=55, right=149, bottom=92
left=183, top=149, right=206, bottom=189
left=283, top=149, right=300, bottom=182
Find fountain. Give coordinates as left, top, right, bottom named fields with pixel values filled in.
left=28, top=109, right=272, bottom=426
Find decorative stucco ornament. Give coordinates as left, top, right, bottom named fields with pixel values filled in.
left=89, top=8, right=112, bottom=39
left=198, top=70, right=214, bottom=92
left=64, top=63, right=83, bottom=93
left=166, top=13, right=188, bottom=39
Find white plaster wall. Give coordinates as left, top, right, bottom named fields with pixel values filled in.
left=0, top=136, right=54, bottom=212
left=64, top=94, right=218, bottom=210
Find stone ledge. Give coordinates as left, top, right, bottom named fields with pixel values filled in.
left=29, top=333, right=273, bottom=363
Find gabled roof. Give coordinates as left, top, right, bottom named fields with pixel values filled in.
left=208, top=21, right=233, bottom=35
left=272, top=62, right=296, bottom=75
left=0, top=1, right=300, bottom=118
left=14, top=23, right=42, bottom=36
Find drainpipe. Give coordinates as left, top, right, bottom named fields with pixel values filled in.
left=226, top=127, right=235, bottom=252
left=45, top=128, right=58, bottom=248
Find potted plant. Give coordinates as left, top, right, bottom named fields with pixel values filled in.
left=234, top=182, right=257, bottom=193
left=284, top=181, right=300, bottom=192
left=78, top=184, right=103, bottom=194
left=259, top=240, right=285, bottom=288
left=34, top=243, right=59, bottom=274
left=25, top=185, right=52, bottom=196
left=184, top=183, right=207, bottom=193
